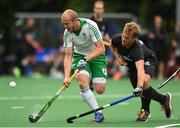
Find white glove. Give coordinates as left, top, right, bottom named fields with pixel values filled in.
left=77, top=59, right=87, bottom=69
left=133, top=87, right=143, bottom=97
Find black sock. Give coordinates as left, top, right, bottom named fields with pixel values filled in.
left=143, top=86, right=166, bottom=104
left=141, top=97, right=151, bottom=112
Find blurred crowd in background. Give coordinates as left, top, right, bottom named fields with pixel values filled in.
left=0, top=0, right=179, bottom=80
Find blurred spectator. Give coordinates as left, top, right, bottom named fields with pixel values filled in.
left=0, top=31, right=4, bottom=75
left=166, top=21, right=180, bottom=79
left=21, top=17, right=44, bottom=75
left=91, top=0, right=111, bottom=42
left=174, top=21, right=180, bottom=66
left=147, top=15, right=168, bottom=79
left=49, top=47, right=64, bottom=78
left=13, top=19, right=24, bottom=76
left=48, top=32, right=65, bottom=78
left=91, top=0, right=119, bottom=78
left=14, top=18, right=65, bottom=78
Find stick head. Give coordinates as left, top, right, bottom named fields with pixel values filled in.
left=29, top=115, right=39, bottom=123
left=67, top=118, right=73, bottom=123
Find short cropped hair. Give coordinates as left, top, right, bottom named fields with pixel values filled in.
left=123, top=22, right=141, bottom=37
left=61, top=9, right=78, bottom=21
left=94, top=0, right=104, bottom=7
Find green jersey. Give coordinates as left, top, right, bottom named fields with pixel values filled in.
left=63, top=18, right=103, bottom=56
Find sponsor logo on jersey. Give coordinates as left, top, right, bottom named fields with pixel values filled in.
left=122, top=55, right=133, bottom=62
left=82, top=33, right=86, bottom=39
left=145, top=61, right=150, bottom=66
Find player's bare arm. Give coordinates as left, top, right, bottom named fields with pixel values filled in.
left=63, top=47, right=73, bottom=87
left=104, top=41, right=127, bottom=66
left=85, top=39, right=105, bottom=61
left=135, top=60, right=145, bottom=88
left=25, top=33, right=41, bottom=49
left=103, top=33, right=111, bottom=42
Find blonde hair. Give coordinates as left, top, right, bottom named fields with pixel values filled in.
left=123, top=22, right=141, bottom=37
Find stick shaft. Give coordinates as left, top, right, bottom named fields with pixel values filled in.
left=67, top=95, right=133, bottom=122
left=35, top=68, right=80, bottom=120
left=158, top=67, right=180, bottom=89
left=110, top=95, right=134, bottom=106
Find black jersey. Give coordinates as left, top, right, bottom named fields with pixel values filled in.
left=22, top=27, right=36, bottom=55
left=111, top=33, right=158, bottom=69
left=90, top=16, right=109, bottom=36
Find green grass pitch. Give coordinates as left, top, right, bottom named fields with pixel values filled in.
left=0, top=76, right=180, bottom=127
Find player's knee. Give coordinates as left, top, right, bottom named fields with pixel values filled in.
left=92, top=78, right=106, bottom=94
left=143, top=74, right=151, bottom=88
left=78, top=80, right=88, bottom=88
left=77, top=70, right=89, bottom=85
left=144, top=80, right=149, bottom=86
left=95, top=88, right=105, bottom=94
left=77, top=76, right=89, bottom=89
left=94, top=84, right=105, bottom=94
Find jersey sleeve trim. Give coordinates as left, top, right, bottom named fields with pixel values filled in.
left=88, top=23, right=101, bottom=40
left=63, top=30, right=70, bottom=47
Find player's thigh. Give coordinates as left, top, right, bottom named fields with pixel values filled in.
left=128, top=69, right=137, bottom=89
left=90, top=55, right=107, bottom=93
left=72, top=53, right=91, bottom=73
left=72, top=53, right=91, bottom=89
left=90, top=55, right=107, bottom=82
left=144, top=64, right=156, bottom=86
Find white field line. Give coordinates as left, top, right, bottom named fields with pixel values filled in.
left=0, top=94, right=130, bottom=101
left=154, top=123, right=180, bottom=128
left=11, top=106, right=25, bottom=109
left=0, top=127, right=149, bottom=128
left=0, top=93, right=180, bottom=101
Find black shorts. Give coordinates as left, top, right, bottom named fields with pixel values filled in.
left=128, top=62, right=156, bottom=89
